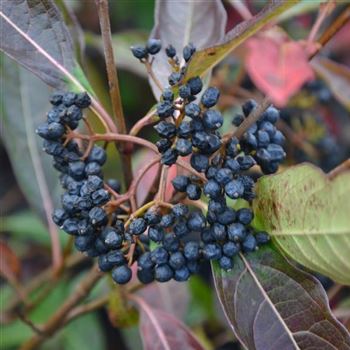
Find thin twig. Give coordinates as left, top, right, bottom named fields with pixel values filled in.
left=310, top=4, right=350, bottom=59
left=2, top=254, right=86, bottom=320
left=129, top=108, right=158, bottom=136
left=308, top=0, right=335, bottom=43
left=19, top=264, right=102, bottom=350
left=144, top=60, right=163, bottom=92
left=327, top=159, right=350, bottom=180
left=95, top=0, right=133, bottom=187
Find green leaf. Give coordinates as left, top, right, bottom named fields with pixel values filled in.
left=0, top=0, right=90, bottom=91
left=150, top=0, right=227, bottom=99
left=0, top=56, right=61, bottom=225
left=312, top=57, right=350, bottom=111
left=2, top=211, right=67, bottom=246
left=55, top=0, right=85, bottom=66
left=212, top=244, right=350, bottom=350
left=184, top=0, right=300, bottom=81
left=253, top=163, right=350, bottom=285
left=87, top=31, right=149, bottom=79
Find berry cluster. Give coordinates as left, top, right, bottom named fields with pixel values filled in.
left=233, top=100, right=286, bottom=174
left=37, top=40, right=287, bottom=285
left=36, top=92, right=135, bottom=284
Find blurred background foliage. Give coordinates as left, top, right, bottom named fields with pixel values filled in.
left=1, top=1, right=350, bottom=349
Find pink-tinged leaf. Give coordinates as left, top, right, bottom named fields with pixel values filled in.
left=0, top=241, right=21, bottom=283
left=131, top=295, right=204, bottom=350
left=245, top=36, right=314, bottom=107
left=138, top=280, right=190, bottom=320
left=150, top=0, right=227, bottom=99
left=245, top=35, right=315, bottom=106
left=312, top=57, right=350, bottom=110
left=164, top=165, right=177, bottom=202
left=134, top=150, right=160, bottom=206
left=212, top=244, right=350, bottom=350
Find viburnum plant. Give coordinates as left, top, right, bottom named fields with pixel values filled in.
left=1, top=1, right=350, bottom=350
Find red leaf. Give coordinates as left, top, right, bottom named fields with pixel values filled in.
left=164, top=165, right=177, bottom=202
left=245, top=35, right=315, bottom=106
left=135, top=150, right=160, bottom=206
left=0, top=241, right=21, bottom=283
left=132, top=295, right=204, bottom=350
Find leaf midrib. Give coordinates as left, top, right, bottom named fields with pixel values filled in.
left=239, top=253, right=301, bottom=350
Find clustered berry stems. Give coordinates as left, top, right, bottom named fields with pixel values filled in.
left=144, top=58, right=164, bottom=92
left=95, top=0, right=133, bottom=187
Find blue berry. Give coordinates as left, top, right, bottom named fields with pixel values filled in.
left=179, top=84, right=191, bottom=99
left=212, top=223, right=227, bottom=241
left=63, top=92, right=77, bottom=107
left=169, top=252, right=186, bottom=269
left=203, top=110, right=223, bottom=130
left=106, top=179, right=121, bottom=193
left=187, top=76, right=203, bottom=95
left=172, top=203, right=189, bottom=217
left=161, top=148, right=178, bottom=165
left=204, top=180, right=221, bottom=198
left=138, top=252, right=154, bottom=270
left=184, top=241, right=200, bottom=260
left=156, top=138, right=172, bottom=153
left=185, top=102, right=201, bottom=118
left=219, top=256, right=233, bottom=271
left=172, top=175, right=190, bottom=192
left=52, top=208, right=68, bottom=226
left=74, top=234, right=95, bottom=252
left=157, top=101, right=174, bottom=118
left=201, top=87, right=220, bottom=108
left=154, top=121, right=176, bottom=139
left=85, top=162, right=101, bottom=176
left=225, top=180, right=244, bottom=199
left=215, top=168, right=233, bottom=185
left=165, top=45, right=176, bottom=58
left=75, top=92, right=91, bottom=108
left=112, top=265, right=132, bottom=284
left=187, top=211, right=206, bottom=231
left=91, top=189, right=109, bottom=206
left=129, top=218, right=147, bottom=235
left=89, top=207, right=108, bottom=226
left=131, top=45, right=147, bottom=59
left=237, top=155, right=256, bottom=170
left=68, top=161, right=85, bottom=180
left=216, top=207, right=236, bottom=225
left=62, top=218, right=79, bottom=235
left=255, top=231, right=270, bottom=244
left=160, top=214, right=175, bottom=228
left=186, top=183, right=201, bottom=200
left=155, top=264, right=173, bottom=282
left=87, top=146, right=106, bottom=165
left=144, top=209, right=161, bottom=225
left=242, top=234, right=257, bottom=252
left=177, top=121, right=193, bottom=138
left=183, top=43, right=196, bottom=62
left=202, top=243, right=222, bottom=260
left=237, top=208, right=253, bottom=225
left=101, top=227, right=123, bottom=249
left=174, top=219, right=189, bottom=237
left=137, top=268, right=154, bottom=284
left=174, top=266, right=190, bottom=282
left=223, top=241, right=240, bottom=257
left=242, top=99, right=257, bottom=116
left=175, top=138, right=192, bottom=156
left=227, top=223, right=246, bottom=242
left=190, top=153, right=209, bottom=172
left=168, top=72, right=182, bottom=86
left=146, top=38, right=161, bottom=54
left=50, top=92, right=64, bottom=105
left=163, top=234, right=180, bottom=252
left=151, top=247, right=169, bottom=264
